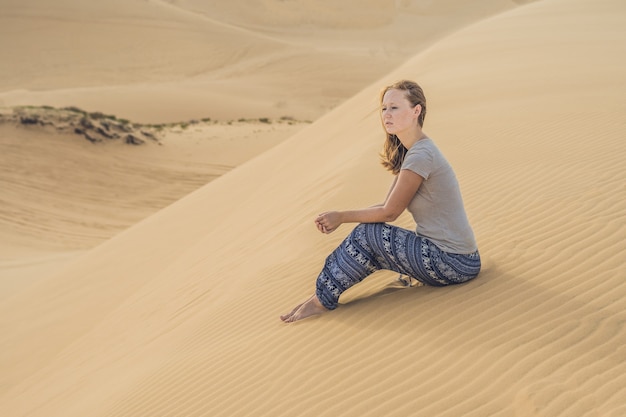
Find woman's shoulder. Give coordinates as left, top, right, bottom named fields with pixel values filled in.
left=406, top=138, right=436, bottom=159
left=403, top=138, right=452, bottom=176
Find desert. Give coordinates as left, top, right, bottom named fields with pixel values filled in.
left=1, top=0, right=624, bottom=416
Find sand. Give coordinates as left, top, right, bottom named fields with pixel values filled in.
left=0, top=0, right=520, bottom=123
left=0, top=113, right=308, bottom=300
left=1, top=0, right=625, bottom=416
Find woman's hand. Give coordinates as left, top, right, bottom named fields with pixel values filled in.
left=315, top=211, right=342, bottom=234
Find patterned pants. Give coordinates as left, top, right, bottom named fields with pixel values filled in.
left=316, top=223, right=481, bottom=310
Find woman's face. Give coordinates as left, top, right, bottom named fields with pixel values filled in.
left=381, top=89, right=421, bottom=135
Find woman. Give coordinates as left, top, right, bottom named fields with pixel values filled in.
left=280, top=80, right=481, bottom=323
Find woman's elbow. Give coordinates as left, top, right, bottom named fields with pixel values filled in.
left=382, top=209, right=401, bottom=222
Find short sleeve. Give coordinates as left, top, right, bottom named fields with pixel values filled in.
left=401, top=146, right=435, bottom=180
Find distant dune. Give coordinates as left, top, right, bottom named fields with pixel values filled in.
left=1, top=0, right=625, bottom=416
left=0, top=0, right=519, bottom=123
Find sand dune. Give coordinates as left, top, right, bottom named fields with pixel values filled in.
left=0, top=0, right=519, bottom=123
left=0, top=1, right=522, bottom=296
left=1, top=0, right=625, bottom=416
left=0, top=114, right=306, bottom=300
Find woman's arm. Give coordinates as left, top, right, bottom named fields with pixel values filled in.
left=315, top=169, right=423, bottom=234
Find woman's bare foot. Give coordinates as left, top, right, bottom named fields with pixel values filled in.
left=280, top=294, right=328, bottom=323
left=280, top=296, right=311, bottom=321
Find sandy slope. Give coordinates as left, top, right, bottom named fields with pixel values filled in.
left=0, top=1, right=522, bottom=301
left=1, top=0, right=625, bottom=416
left=0, top=1, right=519, bottom=307
left=0, top=118, right=306, bottom=300
left=0, top=0, right=520, bottom=123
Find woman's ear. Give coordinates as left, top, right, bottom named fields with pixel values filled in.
left=414, top=104, right=422, bottom=118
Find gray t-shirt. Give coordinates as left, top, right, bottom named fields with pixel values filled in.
left=401, top=138, right=477, bottom=254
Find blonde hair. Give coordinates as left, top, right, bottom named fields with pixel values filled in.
left=379, top=80, right=427, bottom=175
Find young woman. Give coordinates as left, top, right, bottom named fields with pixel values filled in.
left=281, top=80, right=481, bottom=323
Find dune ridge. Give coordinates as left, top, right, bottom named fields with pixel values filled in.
left=1, top=0, right=625, bottom=416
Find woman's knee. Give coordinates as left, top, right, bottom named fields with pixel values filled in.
left=347, top=223, right=390, bottom=264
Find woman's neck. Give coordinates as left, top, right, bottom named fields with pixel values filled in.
left=397, top=128, right=428, bottom=149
